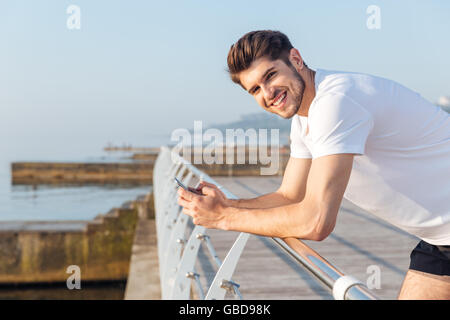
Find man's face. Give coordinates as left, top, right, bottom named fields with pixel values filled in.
left=239, top=57, right=305, bottom=119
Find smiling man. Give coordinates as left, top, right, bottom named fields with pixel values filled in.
left=177, top=30, right=450, bottom=299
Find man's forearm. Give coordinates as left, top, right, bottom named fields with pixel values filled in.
left=221, top=197, right=329, bottom=240
left=226, top=191, right=296, bottom=209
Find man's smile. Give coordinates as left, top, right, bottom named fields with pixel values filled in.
left=270, top=90, right=287, bottom=109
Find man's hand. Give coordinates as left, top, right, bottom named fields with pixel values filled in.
left=177, top=183, right=229, bottom=230
left=195, top=181, right=228, bottom=202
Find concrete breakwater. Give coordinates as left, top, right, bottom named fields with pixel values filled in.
left=12, top=146, right=290, bottom=185
left=0, top=193, right=154, bottom=285
left=11, top=162, right=154, bottom=185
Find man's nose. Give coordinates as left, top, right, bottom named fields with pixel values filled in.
left=262, top=85, right=275, bottom=104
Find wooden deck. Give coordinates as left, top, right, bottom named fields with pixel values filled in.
left=193, top=176, right=419, bottom=300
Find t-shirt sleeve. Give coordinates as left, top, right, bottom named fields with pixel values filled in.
left=289, top=116, right=313, bottom=159
left=308, top=93, right=374, bottom=159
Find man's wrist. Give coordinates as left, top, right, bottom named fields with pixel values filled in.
left=224, top=198, right=238, bottom=207
left=220, top=204, right=238, bottom=231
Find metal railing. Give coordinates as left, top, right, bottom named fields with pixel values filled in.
left=153, top=146, right=379, bottom=300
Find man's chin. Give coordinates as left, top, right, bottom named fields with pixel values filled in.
left=274, top=112, right=295, bottom=120
left=278, top=106, right=299, bottom=119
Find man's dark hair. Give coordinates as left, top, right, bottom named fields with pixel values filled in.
left=227, top=30, right=302, bottom=86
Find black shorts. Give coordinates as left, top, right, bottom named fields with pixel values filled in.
left=409, top=240, right=450, bottom=276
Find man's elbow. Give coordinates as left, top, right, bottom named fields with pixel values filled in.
left=289, top=203, right=337, bottom=241
left=309, top=228, right=333, bottom=241
left=290, top=217, right=335, bottom=241
left=310, top=210, right=337, bottom=241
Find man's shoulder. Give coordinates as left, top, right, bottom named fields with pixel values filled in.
left=315, top=68, right=384, bottom=95
left=311, top=68, right=394, bottom=115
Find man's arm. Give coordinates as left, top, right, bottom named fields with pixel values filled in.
left=178, top=154, right=354, bottom=241
left=195, top=156, right=312, bottom=209
left=226, top=157, right=312, bottom=208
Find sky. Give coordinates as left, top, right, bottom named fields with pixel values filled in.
left=1, top=0, right=449, bottom=159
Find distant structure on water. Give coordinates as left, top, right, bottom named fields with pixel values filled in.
left=437, top=96, right=450, bottom=112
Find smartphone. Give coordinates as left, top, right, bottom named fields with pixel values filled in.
left=174, top=177, right=203, bottom=195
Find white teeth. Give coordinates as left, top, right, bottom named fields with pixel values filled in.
left=273, top=92, right=286, bottom=106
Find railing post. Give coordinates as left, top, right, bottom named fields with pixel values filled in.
left=153, top=148, right=171, bottom=220
left=159, top=166, right=189, bottom=252
left=161, top=173, right=197, bottom=288
left=169, top=225, right=206, bottom=299
left=156, top=155, right=184, bottom=289
left=204, top=232, right=249, bottom=300
left=158, top=163, right=184, bottom=250
left=156, top=160, right=179, bottom=228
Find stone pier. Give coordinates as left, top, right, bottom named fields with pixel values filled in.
left=0, top=193, right=156, bottom=284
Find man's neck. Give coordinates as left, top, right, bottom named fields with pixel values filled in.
left=297, top=69, right=316, bottom=117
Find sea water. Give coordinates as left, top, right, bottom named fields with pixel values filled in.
left=0, top=134, right=170, bottom=221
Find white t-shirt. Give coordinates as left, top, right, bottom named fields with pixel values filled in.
left=290, top=69, right=450, bottom=245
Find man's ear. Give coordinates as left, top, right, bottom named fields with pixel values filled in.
left=288, top=48, right=305, bottom=70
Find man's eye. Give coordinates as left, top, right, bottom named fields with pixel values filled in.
left=267, top=71, right=276, bottom=79
left=252, top=87, right=260, bottom=94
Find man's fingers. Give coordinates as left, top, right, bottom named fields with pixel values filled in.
left=201, top=186, right=217, bottom=196
left=199, top=181, right=226, bottom=198
left=177, top=197, right=192, bottom=208
left=198, top=181, right=217, bottom=189
left=182, top=207, right=194, bottom=217
left=177, top=187, right=194, bottom=201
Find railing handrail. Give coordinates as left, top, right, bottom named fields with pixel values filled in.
left=155, top=146, right=379, bottom=300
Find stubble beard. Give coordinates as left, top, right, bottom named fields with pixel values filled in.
left=283, top=69, right=305, bottom=119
